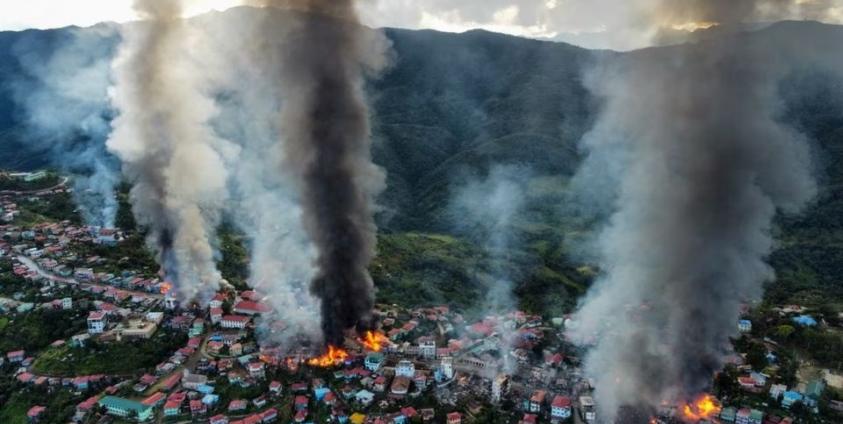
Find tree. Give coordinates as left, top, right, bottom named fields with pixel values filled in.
left=746, top=343, right=768, bottom=371
left=714, top=365, right=740, bottom=400
left=774, top=324, right=795, bottom=339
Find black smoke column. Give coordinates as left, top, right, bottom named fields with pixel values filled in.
left=254, top=0, right=388, bottom=346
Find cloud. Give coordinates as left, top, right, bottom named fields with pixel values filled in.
left=3, top=0, right=841, bottom=50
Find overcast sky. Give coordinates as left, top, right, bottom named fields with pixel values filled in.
left=1, top=0, right=841, bottom=50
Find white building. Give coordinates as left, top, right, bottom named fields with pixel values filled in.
left=551, top=395, right=572, bottom=420
left=419, top=340, right=436, bottom=359
left=440, top=357, right=454, bottom=380
left=580, top=396, right=596, bottom=423
left=396, top=360, right=415, bottom=378
left=61, top=297, right=72, bottom=310
left=88, top=311, right=106, bottom=334
left=221, top=315, right=250, bottom=329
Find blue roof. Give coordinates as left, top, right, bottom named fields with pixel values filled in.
left=784, top=391, right=803, bottom=400
left=792, top=315, right=817, bottom=326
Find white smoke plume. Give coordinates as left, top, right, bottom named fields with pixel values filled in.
left=448, top=165, right=531, bottom=372
left=567, top=1, right=843, bottom=422
left=9, top=25, right=120, bottom=227
left=191, top=7, right=324, bottom=344
left=107, top=0, right=235, bottom=303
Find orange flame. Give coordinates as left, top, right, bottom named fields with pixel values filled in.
left=360, top=331, right=389, bottom=352
left=307, top=345, right=349, bottom=367
left=680, top=394, right=721, bottom=422
left=160, top=282, right=173, bottom=295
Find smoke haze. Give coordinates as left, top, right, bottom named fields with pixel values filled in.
left=567, top=1, right=838, bottom=421
left=448, top=165, right=531, bottom=373
left=9, top=26, right=120, bottom=227
left=107, top=0, right=234, bottom=303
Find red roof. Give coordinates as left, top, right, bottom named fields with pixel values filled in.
left=78, top=396, right=100, bottom=411
left=261, top=408, right=278, bottom=419
left=552, top=395, right=571, bottom=408
left=161, top=373, right=182, bottom=390
left=88, top=310, right=106, bottom=320
left=210, top=307, right=223, bottom=316
left=530, top=390, right=547, bottom=403
left=233, top=300, right=270, bottom=313
left=27, top=406, right=46, bottom=418
left=401, top=407, right=418, bottom=417
left=142, top=392, right=165, bottom=406
left=295, top=395, right=309, bottom=405
left=164, top=400, right=181, bottom=410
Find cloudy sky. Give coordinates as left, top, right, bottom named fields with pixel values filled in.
left=1, top=0, right=841, bottom=50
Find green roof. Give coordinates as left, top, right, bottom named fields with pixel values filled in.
left=750, top=409, right=764, bottom=420
left=98, top=396, right=151, bottom=413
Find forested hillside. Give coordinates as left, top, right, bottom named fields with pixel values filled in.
left=1, top=14, right=842, bottom=315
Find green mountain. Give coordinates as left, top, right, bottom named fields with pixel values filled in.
left=1, top=13, right=843, bottom=315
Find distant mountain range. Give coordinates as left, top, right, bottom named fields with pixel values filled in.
left=2, top=9, right=843, bottom=311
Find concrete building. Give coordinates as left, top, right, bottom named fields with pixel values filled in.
left=440, top=357, right=454, bottom=380
left=396, top=360, right=415, bottom=378
left=365, top=353, right=384, bottom=372
left=98, top=396, right=153, bottom=422
left=221, top=315, right=250, bottom=329
left=580, top=396, right=596, bottom=423
left=419, top=340, right=436, bottom=359
left=551, top=395, right=572, bottom=420
left=87, top=311, right=106, bottom=334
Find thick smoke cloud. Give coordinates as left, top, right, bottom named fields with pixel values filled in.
left=248, top=1, right=390, bottom=346
left=107, top=0, right=234, bottom=303
left=192, top=8, right=324, bottom=344
left=9, top=26, right=121, bottom=227
left=567, top=1, right=836, bottom=421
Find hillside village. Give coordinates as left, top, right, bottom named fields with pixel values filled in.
left=1, top=173, right=842, bottom=424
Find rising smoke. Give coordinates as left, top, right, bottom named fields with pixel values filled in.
left=567, top=1, right=839, bottom=421
left=107, top=0, right=235, bottom=303
left=192, top=7, right=324, bottom=344
left=448, top=165, right=531, bottom=373
left=246, top=0, right=390, bottom=346
left=9, top=26, right=121, bottom=228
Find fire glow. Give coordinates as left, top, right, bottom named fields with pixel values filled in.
left=307, top=345, right=349, bottom=368
left=360, top=331, right=389, bottom=352
left=159, top=282, right=172, bottom=295
left=680, top=394, right=721, bottom=422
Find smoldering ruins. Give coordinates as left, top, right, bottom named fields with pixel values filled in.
left=568, top=0, right=841, bottom=422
